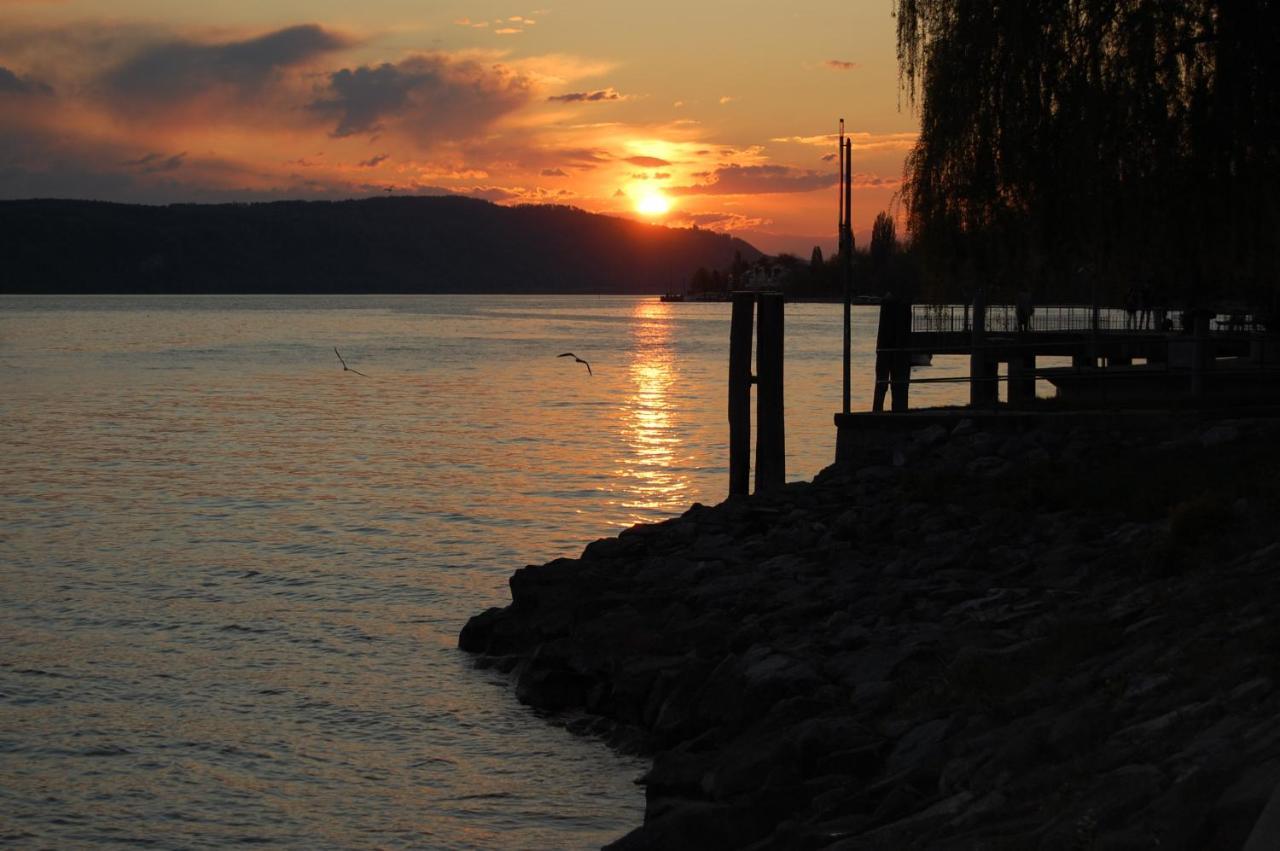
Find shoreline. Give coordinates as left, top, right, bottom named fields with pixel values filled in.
left=461, top=412, right=1280, bottom=849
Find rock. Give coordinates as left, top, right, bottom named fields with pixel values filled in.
left=885, top=717, right=952, bottom=779
left=965, top=455, right=1010, bottom=478
left=1201, top=424, right=1240, bottom=447
left=460, top=415, right=1280, bottom=849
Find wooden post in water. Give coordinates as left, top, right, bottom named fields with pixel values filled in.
left=728, top=292, right=755, bottom=496
left=755, top=293, right=785, bottom=493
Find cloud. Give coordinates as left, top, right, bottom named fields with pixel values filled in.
left=540, top=167, right=567, bottom=176
left=122, top=151, right=186, bottom=173
left=676, top=211, right=770, bottom=233
left=99, top=24, right=349, bottom=111
left=667, top=164, right=836, bottom=196
left=825, top=59, right=859, bottom=71
left=653, top=172, right=669, bottom=179
left=771, top=131, right=918, bottom=152
left=495, top=28, right=522, bottom=35
left=359, top=153, right=388, bottom=168
left=0, top=65, right=53, bottom=95
left=623, top=155, right=670, bottom=168
left=309, top=53, right=532, bottom=142
left=547, top=87, right=625, bottom=103
left=821, top=153, right=837, bottom=162
left=718, top=95, right=734, bottom=105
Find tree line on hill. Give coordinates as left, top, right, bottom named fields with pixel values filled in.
left=0, top=197, right=761, bottom=294
left=685, top=211, right=917, bottom=300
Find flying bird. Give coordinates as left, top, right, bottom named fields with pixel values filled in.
left=334, top=347, right=369, bottom=377
left=557, top=352, right=592, bottom=375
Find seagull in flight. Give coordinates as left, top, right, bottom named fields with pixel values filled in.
left=334, top=347, right=369, bottom=377
left=557, top=352, right=592, bottom=376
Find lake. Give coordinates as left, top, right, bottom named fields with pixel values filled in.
left=0, top=295, right=972, bottom=849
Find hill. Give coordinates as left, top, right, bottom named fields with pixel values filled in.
left=0, top=197, right=761, bottom=294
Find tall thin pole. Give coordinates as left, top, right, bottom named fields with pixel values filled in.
left=841, top=126, right=853, bottom=414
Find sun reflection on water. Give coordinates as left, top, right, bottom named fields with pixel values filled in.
left=615, top=300, right=691, bottom=523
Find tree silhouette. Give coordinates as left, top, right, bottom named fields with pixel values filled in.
left=870, top=212, right=897, bottom=271
left=895, top=0, right=1280, bottom=308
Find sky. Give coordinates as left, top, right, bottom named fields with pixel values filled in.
left=0, top=0, right=920, bottom=255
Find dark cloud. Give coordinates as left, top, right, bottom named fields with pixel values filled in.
left=100, top=24, right=349, bottom=110
left=667, top=164, right=837, bottom=196
left=547, top=87, right=624, bottom=103
left=123, top=151, right=186, bottom=173
left=623, top=155, right=670, bottom=168
left=359, top=153, right=388, bottom=168
left=820, top=152, right=837, bottom=162
left=825, top=59, right=859, bottom=71
left=0, top=65, right=53, bottom=96
left=540, top=167, right=567, bottom=177
left=631, top=172, right=648, bottom=179
left=309, top=54, right=532, bottom=142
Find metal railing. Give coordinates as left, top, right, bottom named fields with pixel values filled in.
left=910, top=304, right=1264, bottom=335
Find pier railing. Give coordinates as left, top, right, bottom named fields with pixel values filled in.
left=911, top=304, right=1130, bottom=334
left=911, top=304, right=1266, bottom=336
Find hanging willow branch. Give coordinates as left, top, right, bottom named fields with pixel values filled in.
left=894, top=0, right=1280, bottom=307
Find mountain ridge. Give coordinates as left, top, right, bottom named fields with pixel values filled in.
left=0, top=196, right=761, bottom=294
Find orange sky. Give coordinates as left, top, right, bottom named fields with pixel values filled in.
left=0, top=1, right=919, bottom=254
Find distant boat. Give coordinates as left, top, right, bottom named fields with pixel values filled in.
left=660, top=292, right=685, bottom=303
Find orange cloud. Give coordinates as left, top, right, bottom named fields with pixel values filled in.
left=547, top=87, right=625, bottom=103
left=309, top=54, right=532, bottom=142
left=667, top=164, right=835, bottom=196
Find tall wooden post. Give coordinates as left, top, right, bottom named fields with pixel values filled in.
left=756, top=293, right=785, bottom=493
left=728, top=292, right=754, bottom=496
left=969, top=288, right=997, bottom=407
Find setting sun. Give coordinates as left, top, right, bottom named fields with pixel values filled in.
left=634, top=188, right=672, bottom=217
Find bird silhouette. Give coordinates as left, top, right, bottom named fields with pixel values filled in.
left=334, top=347, right=369, bottom=377
left=557, top=352, right=592, bottom=375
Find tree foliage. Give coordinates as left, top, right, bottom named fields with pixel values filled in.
left=896, top=0, right=1280, bottom=306
left=870, top=212, right=897, bottom=271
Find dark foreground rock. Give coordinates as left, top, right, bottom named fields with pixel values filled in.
left=461, top=413, right=1280, bottom=849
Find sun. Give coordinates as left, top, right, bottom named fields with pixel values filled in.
left=634, top=188, right=672, bottom=217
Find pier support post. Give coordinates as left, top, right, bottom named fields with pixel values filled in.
left=1190, top=311, right=1210, bottom=399
left=969, top=289, right=998, bottom=407
left=1008, top=353, right=1036, bottom=405
left=728, top=292, right=754, bottom=496
left=755, top=293, right=785, bottom=493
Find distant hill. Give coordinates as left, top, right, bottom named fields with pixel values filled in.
left=0, top=197, right=762, bottom=294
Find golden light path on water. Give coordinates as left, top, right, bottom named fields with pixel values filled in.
left=618, top=299, right=691, bottom=520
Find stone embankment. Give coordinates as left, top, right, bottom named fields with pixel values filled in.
left=460, top=413, right=1280, bottom=849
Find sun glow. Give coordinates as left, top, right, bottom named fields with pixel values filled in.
left=634, top=188, right=672, bottom=216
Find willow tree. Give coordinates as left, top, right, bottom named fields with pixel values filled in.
left=895, top=1, right=1280, bottom=307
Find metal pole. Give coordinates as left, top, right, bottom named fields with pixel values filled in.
left=842, top=134, right=853, bottom=414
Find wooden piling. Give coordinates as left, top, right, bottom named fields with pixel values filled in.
left=728, top=292, right=754, bottom=496
left=969, top=289, right=998, bottom=407
left=1008, top=353, right=1036, bottom=404
left=755, top=293, right=785, bottom=493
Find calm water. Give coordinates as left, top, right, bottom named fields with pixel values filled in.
left=0, top=295, right=972, bottom=849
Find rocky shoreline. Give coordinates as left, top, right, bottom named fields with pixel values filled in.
left=460, top=413, right=1280, bottom=849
